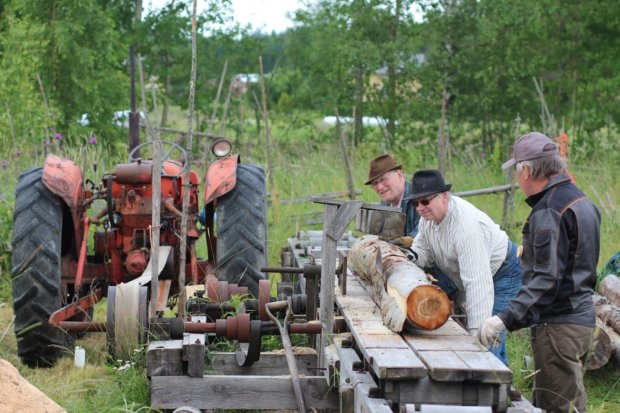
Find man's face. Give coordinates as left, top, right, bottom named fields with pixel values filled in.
left=515, top=162, right=533, bottom=196
left=371, top=170, right=405, bottom=205
left=413, top=192, right=449, bottom=223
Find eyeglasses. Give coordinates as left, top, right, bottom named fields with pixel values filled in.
left=371, top=171, right=396, bottom=188
left=412, top=193, right=439, bottom=207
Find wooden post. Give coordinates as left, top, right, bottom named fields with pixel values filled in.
left=177, top=0, right=198, bottom=316
left=502, top=114, right=520, bottom=232
left=150, top=142, right=161, bottom=319
left=437, top=88, right=449, bottom=175
left=335, top=110, right=357, bottom=200
left=317, top=200, right=363, bottom=366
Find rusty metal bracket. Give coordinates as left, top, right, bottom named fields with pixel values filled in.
left=49, top=286, right=104, bottom=326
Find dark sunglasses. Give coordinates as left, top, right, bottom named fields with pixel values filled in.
left=412, top=193, right=439, bottom=207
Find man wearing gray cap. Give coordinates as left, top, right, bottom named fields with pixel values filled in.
left=480, top=131, right=601, bottom=413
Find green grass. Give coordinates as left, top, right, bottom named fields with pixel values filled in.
left=0, top=110, right=619, bottom=412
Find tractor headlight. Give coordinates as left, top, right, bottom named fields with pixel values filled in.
left=211, top=139, right=232, bottom=158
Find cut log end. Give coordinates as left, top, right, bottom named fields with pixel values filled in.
left=406, top=284, right=451, bottom=330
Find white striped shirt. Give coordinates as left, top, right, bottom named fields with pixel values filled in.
left=412, top=195, right=509, bottom=329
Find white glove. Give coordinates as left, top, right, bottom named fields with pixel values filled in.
left=479, top=316, right=506, bottom=347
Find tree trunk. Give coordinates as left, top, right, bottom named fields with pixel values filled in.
left=348, top=236, right=451, bottom=332
left=353, top=63, right=364, bottom=146
left=599, top=275, right=620, bottom=307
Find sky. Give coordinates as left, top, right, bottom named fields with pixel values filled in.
left=227, top=0, right=305, bottom=33
left=145, top=0, right=306, bottom=33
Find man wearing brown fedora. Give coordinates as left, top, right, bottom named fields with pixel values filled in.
left=405, top=169, right=522, bottom=365
left=365, top=154, right=420, bottom=242
left=366, top=155, right=458, bottom=299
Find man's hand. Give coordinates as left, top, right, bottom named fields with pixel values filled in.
left=378, top=235, right=413, bottom=248
left=479, top=316, right=506, bottom=347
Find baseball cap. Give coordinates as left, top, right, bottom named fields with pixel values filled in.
left=502, top=131, right=560, bottom=170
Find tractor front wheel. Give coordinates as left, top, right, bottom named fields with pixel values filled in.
left=216, top=164, right=267, bottom=296
left=11, top=168, right=73, bottom=367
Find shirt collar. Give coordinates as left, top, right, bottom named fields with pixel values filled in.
left=525, top=172, right=571, bottom=207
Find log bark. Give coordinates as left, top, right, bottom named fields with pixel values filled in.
left=586, top=318, right=612, bottom=370
left=593, top=293, right=620, bottom=336
left=600, top=322, right=620, bottom=365
left=348, top=236, right=451, bottom=332
left=599, top=275, right=620, bottom=307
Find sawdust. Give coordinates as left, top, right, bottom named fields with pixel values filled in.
left=0, top=359, right=66, bottom=413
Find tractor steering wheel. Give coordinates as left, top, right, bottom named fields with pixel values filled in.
left=128, top=140, right=188, bottom=178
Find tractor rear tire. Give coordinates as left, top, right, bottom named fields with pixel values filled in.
left=11, top=168, right=73, bottom=367
left=216, top=164, right=267, bottom=296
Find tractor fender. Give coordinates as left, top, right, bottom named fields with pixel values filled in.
left=42, top=153, right=84, bottom=209
left=204, top=155, right=239, bottom=205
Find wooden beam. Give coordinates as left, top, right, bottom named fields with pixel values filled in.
left=150, top=376, right=337, bottom=410
left=207, top=352, right=319, bottom=376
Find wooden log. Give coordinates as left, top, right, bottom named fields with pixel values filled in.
left=599, top=275, right=620, bottom=308
left=348, top=235, right=451, bottom=332
left=593, top=293, right=620, bottom=336
left=599, top=322, right=620, bottom=365
left=586, top=318, right=612, bottom=370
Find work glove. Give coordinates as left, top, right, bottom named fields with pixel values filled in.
left=378, top=235, right=413, bottom=248
left=479, top=316, right=506, bottom=348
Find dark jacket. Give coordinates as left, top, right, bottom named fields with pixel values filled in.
left=498, top=172, right=601, bottom=331
left=381, top=181, right=421, bottom=237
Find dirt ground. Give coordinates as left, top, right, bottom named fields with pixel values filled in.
left=0, top=358, right=66, bottom=413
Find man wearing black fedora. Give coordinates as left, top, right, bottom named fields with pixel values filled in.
left=365, top=154, right=420, bottom=242
left=405, top=169, right=522, bottom=365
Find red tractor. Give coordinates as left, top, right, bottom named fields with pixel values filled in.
left=11, top=139, right=268, bottom=367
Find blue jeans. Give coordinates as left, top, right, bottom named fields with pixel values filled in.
left=490, top=241, right=522, bottom=365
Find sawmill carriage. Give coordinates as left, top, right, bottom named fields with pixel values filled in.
left=11, top=140, right=540, bottom=411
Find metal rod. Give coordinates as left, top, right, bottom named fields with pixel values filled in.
left=59, top=321, right=106, bottom=332
left=183, top=322, right=217, bottom=333
left=265, top=302, right=307, bottom=413
left=261, top=266, right=304, bottom=274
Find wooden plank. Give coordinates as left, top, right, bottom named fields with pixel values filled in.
left=365, top=348, right=427, bottom=379
left=403, top=334, right=481, bottom=352
left=415, top=350, right=512, bottom=383
left=404, top=318, right=469, bottom=336
left=336, top=294, right=377, bottom=309
left=207, top=352, right=319, bottom=376
left=402, top=318, right=512, bottom=383
left=356, top=334, right=410, bottom=349
left=325, top=200, right=363, bottom=241
left=150, top=375, right=338, bottom=410
left=336, top=275, right=427, bottom=380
